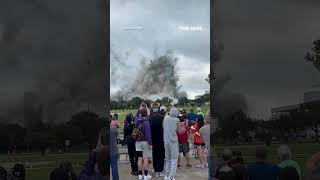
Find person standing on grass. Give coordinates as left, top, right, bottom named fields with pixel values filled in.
left=247, top=146, right=280, bottom=180
left=150, top=103, right=166, bottom=177
left=134, top=108, right=152, bottom=180
left=190, top=114, right=207, bottom=168
left=200, top=110, right=214, bottom=180
left=278, top=145, right=300, bottom=180
left=177, top=113, right=192, bottom=169
left=123, top=114, right=138, bottom=176
left=163, top=107, right=180, bottom=180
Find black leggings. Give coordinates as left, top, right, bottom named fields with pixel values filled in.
left=152, top=144, right=165, bottom=173
left=127, top=144, right=138, bottom=172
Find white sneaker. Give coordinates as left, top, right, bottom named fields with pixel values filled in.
left=196, top=164, right=205, bottom=168
left=138, top=175, right=144, bottom=180
left=159, top=172, right=165, bottom=177
left=144, top=175, right=152, bottom=180
left=154, top=172, right=159, bottom=177
left=164, top=176, right=169, bottom=180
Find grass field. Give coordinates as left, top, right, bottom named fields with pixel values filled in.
left=0, top=142, right=318, bottom=179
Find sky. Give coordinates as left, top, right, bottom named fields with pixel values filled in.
left=110, top=0, right=210, bottom=99
left=215, top=0, right=320, bottom=118
left=0, top=0, right=107, bottom=123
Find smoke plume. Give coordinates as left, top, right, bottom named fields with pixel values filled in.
left=0, top=0, right=107, bottom=125
left=212, top=37, right=248, bottom=120
left=111, top=50, right=187, bottom=102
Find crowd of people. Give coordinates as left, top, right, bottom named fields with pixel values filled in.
left=2, top=101, right=320, bottom=180
left=110, top=101, right=212, bottom=180
left=212, top=144, right=320, bottom=180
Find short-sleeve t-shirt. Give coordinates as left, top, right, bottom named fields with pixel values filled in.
left=177, top=121, right=188, bottom=144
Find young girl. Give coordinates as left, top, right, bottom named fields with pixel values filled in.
left=190, top=114, right=207, bottom=168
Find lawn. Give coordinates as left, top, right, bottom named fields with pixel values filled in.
left=0, top=142, right=317, bottom=179
left=0, top=152, right=87, bottom=180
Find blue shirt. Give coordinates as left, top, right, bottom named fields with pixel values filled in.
left=247, top=161, right=280, bottom=180
left=187, top=112, right=198, bottom=122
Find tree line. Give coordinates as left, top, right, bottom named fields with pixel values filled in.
left=214, top=106, right=320, bottom=144
left=111, top=94, right=210, bottom=110
left=0, top=111, right=106, bottom=154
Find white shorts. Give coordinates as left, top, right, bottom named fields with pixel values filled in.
left=135, top=141, right=152, bottom=158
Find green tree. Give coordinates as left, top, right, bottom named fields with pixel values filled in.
left=177, top=96, right=190, bottom=107
left=161, top=97, right=173, bottom=106
left=129, top=97, right=143, bottom=109
left=69, top=111, right=104, bottom=148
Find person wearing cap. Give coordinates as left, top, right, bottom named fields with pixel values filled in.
left=177, top=113, right=192, bottom=169
left=149, top=102, right=166, bottom=177
left=163, top=107, right=180, bottom=180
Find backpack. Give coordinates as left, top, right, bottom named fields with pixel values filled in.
left=132, top=119, right=147, bottom=141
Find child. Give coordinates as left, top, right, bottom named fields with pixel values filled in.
left=177, top=114, right=192, bottom=168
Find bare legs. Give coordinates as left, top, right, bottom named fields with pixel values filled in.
left=197, top=145, right=205, bottom=167
left=143, top=157, right=149, bottom=171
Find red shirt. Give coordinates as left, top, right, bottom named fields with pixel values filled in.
left=190, top=122, right=204, bottom=144
left=177, top=121, right=188, bottom=144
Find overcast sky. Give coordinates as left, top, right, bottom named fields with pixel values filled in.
left=216, top=0, right=320, bottom=118
left=110, top=0, right=210, bottom=99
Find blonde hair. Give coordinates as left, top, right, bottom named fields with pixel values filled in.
left=278, top=145, right=291, bottom=160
